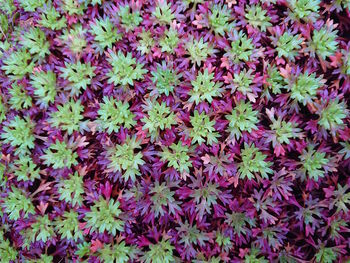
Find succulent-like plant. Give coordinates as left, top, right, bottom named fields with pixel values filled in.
left=137, top=29, right=155, bottom=55
left=230, top=69, right=255, bottom=96
left=141, top=240, right=175, bottom=263
left=107, top=50, right=147, bottom=86
left=225, top=211, right=256, bottom=237
left=151, top=62, right=181, bottom=96
left=152, top=0, right=175, bottom=25
left=55, top=210, right=83, bottom=242
left=40, top=140, right=78, bottom=169
left=238, top=143, right=273, bottom=180
left=208, top=4, right=234, bottom=36
left=188, top=69, right=223, bottom=104
left=90, top=17, right=122, bottom=52
left=48, top=99, right=88, bottom=135
left=30, top=70, right=57, bottom=108
left=245, top=5, right=272, bottom=32
left=60, top=61, right=96, bottom=96
left=317, top=99, right=348, bottom=134
left=275, top=32, right=304, bottom=61
left=186, top=37, right=215, bottom=66
left=61, top=0, right=86, bottom=15
left=315, top=245, right=338, bottom=263
left=18, top=0, right=45, bottom=12
left=1, top=116, right=35, bottom=156
left=39, top=4, right=67, bottom=30
left=118, top=4, right=143, bottom=32
left=8, top=82, right=32, bottom=110
left=2, top=187, right=35, bottom=221
left=159, top=27, right=179, bottom=54
left=160, top=142, right=192, bottom=173
left=97, top=96, right=136, bottom=134
left=224, top=30, right=254, bottom=64
left=2, top=49, right=35, bottom=80
left=106, top=136, right=145, bottom=182
left=307, top=24, right=338, bottom=60
left=149, top=180, right=181, bottom=218
left=59, top=24, right=87, bottom=55
left=97, top=242, right=138, bottom=263
left=177, top=220, right=209, bottom=258
left=57, top=171, right=84, bottom=207
left=10, top=155, right=40, bottom=182
left=288, top=72, right=324, bottom=105
left=20, top=27, right=50, bottom=58
left=189, top=110, right=219, bottom=145
left=287, top=0, right=320, bottom=22
left=0, top=230, right=18, bottom=262
left=226, top=100, right=259, bottom=140
left=84, top=197, right=124, bottom=235
left=298, top=144, right=329, bottom=181
left=141, top=100, right=176, bottom=141
left=266, top=113, right=302, bottom=148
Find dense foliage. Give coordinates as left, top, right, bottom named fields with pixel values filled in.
left=0, top=0, right=350, bottom=262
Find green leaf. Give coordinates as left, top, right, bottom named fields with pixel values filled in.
left=55, top=210, right=83, bottom=242
left=189, top=68, right=223, bottom=104
left=159, top=27, right=179, bottom=53
left=84, top=197, right=124, bottom=235
left=20, top=27, right=50, bottom=58
left=315, top=246, right=338, bottom=263
left=40, top=140, right=78, bottom=169
left=245, top=5, right=272, bottom=32
left=2, top=49, right=35, bottom=80
left=90, top=17, right=122, bottom=51
left=39, top=4, right=67, bottom=30
left=97, top=96, right=136, bottom=134
left=141, top=240, right=175, bottom=263
left=238, top=143, right=273, bottom=180
left=186, top=37, right=215, bottom=66
left=288, top=0, right=320, bottom=22
left=106, top=136, right=145, bottom=182
left=150, top=181, right=181, bottom=217
left=209, top=4, right=234, bottom=36
left=118, top=4, right=143, bottom=32
left=152, top=1, right=175, bottom=25
left=226, top=30, right=254, bottom=63
left=160, top=142, right=192, bottom=174
left=289, top=72, right=323, bottom=105
left=61, top=0, right=86, bottom=15
left=98, top=242, right=138, bottom=263
left=308, top=24, right=338, bottom=60
left=2, top=187, right=35, bottom=220
left=0, top=230, right=18, bottom=262
left=30, top=215, right=55, bottom=243
left=189, top=110, right=219, bottom=145
left=30, top=70, right=57, bottom=108
left=318, top=99, right=348, bottom=131
left=226, top=100, right=258, bottom=140
left=141, top=100, right=176, bottom=141
left=137, top=29, right=155, bottom=55
left=276, top=32, right=304, bottom=61
left=57, top=171, right=84, bottom=207
left=60, top=61, right=96, bottom=96
left=8, top=82, right=32, bottom=110
left=19, top=0, right=45, bottom=12
left=150, top=61, right=181, bottom=96
left=48, top=99, right=88, bottom=135
left=59, top=24, right=87, bottom=54
left=1, top=115, right=35, bottom=156
left=10, top=155, right=40, bottom=182
left=107, top=50, right=147, bottom=86
left=299, top=144, right=329, bottom=181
